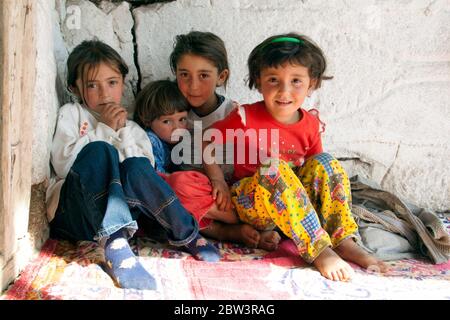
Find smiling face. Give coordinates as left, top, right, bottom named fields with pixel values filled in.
left=175, top=54, right=229, bottom=115
left=72, top=62, right=124, bottom=113
left=257, top=63, right=317, bottom=124
left=150, top=111, right=188, bottom=144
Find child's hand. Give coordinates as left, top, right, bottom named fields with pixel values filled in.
left=116, top=108, right=127, bottom=129
left=210, top=178, right=231, bottom=212
left=100, top=103, right=128, bottom=131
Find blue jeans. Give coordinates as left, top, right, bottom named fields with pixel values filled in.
left=50, top=141, right=198, bottom=246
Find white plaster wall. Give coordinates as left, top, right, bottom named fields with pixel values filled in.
left=37, top=0, right=449, bottom=211
left=32, top=0, right=61, bottom=185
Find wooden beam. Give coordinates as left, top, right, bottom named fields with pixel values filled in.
left=0, top=0, right=36, bottom=291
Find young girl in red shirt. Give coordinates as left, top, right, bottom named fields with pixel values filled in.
left=203, top=33, right=388, bottom=281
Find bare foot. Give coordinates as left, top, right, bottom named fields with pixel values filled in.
left=201, top=222, right=260, bottom=248
left=313, top=247, right=355, bottom=281
left=334, top=238, right=389, bottom=273
left=257, top=231, right=281, bottom=251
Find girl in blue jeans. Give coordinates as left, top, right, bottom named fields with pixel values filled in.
left=46, top=39, right=220, bottom=290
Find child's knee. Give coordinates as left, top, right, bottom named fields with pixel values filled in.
left=122, top=157, right=153, bottom=178
left=303, top=152, right=338, bottom=176
left=73, top=142, right=119, bottom=171
left=311, top=152, right=335, bottom=164
left=80, top=141, right=117, bottom=159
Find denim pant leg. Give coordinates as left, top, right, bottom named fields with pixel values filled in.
left=120, top=157, right=198, bottom=246
left=50, top=141, right=138, bottom=243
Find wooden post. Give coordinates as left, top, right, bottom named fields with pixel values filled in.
left=0, top=0, right=36, bottom=291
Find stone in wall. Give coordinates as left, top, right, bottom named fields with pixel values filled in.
left=132, top=0, right=449, bottom=211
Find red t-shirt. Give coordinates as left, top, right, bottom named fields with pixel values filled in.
left=210, top=100, right=324, bottom=181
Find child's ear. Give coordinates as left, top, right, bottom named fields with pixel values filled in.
left=217, top=69, right=229, bottom=87
left=68, top=85, right=83, bottom=103
left=308, top=78, right=318, bottom=96
left=255, top=79, right=262, bottom=93
left=69, top=85, right=80, bottom=96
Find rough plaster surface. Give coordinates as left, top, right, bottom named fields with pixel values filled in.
left=32, top=0, right=61, bottom=185
left=19, top=0, right=60, bottom=270
left=34, top=0, right=449, bottom=211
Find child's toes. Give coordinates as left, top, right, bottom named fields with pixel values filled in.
left=250, top=229, right=260, bottom=243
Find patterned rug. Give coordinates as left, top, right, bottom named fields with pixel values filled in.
left=2, top=237, right=450, bottom=300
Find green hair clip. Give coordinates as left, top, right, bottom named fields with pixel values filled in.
left=270, top=37, right=303, bottom=45
left=260, top=37, right=304, bottom=51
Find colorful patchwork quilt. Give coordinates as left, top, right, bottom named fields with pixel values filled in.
left=3, top=236, right=450, bottom=300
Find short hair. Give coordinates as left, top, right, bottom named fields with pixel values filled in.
left=133, top=80, right=189, bottom=129
left=247, top=33, right=332, bottom=90
left=169, top=31, right=230, bottom=87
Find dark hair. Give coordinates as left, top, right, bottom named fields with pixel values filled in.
left=169, top=31, right=230, bottom=87
left=66, top=39, right=128, bottom=101
left=133, top=80, right=189, bottom=129
left=247, top=33, right=332, bottom=90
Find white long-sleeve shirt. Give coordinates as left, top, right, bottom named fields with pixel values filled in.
left=46, top=102, right=155, bottom=222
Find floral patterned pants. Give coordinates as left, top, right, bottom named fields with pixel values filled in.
left=231, top=153, right=358, bottom=263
